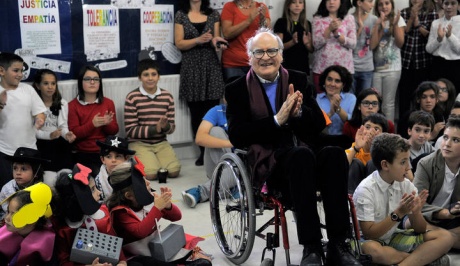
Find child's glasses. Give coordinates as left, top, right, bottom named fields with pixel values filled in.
left=83, top=77, right=101, bottom=83
left=361, top=101, right=379, bottom=107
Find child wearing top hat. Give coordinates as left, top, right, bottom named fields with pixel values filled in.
left=95, top=135, right=136, bottom=201
left=0, top=147, right=50, bottom=221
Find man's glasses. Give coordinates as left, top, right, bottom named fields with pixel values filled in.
left=83, top=77, right=101, bottom=83
left=252, top=48, right=280, bottom=59
left=361, top=101, right=379, bottom=107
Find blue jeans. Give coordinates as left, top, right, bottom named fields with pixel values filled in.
left=352, top=71, right=374, bottom=95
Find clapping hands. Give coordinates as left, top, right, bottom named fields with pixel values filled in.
left=154, top=187, right=172, bottom=210
left=275, top=84, right=303, bottom=126
left=92, top=111, right=114, bottom=128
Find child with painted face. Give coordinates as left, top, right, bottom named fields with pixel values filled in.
left=0, top=147, right=50, bottom=221
left=53, top=164, right=127, bottom=266
left=107, top=159, right=211, bottom=265
left=0, top=183, right=54, bottom=266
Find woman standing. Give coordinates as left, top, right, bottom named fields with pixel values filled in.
left=426, top=0, right=460, bottom=95
left=175, top=0, right=227, bottom=166
left=274, top=0, right=313, bottom=74
left=312, top=0, right=356, bottom=92
left=221, top=0, right=270, bottom=82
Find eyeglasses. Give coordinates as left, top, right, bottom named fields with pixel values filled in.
left=361, top=101, right=379, bottom=107
left=252, top=48, right=281, bottom=59
left=439, top=87, right=448, bottom=93
left=82, top=77, right=101, bottom=83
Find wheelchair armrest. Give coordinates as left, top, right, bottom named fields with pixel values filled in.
left=234, top=148, right=248, bottom=156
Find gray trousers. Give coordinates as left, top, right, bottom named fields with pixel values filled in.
left=198, top=127, right=234, bottom=202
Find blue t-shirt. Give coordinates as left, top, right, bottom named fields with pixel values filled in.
left=202, top=104, right=228, bottom=132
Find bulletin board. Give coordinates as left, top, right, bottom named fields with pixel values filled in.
left=0, top=0, right=182, bottom=81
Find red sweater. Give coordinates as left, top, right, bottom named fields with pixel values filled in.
left=111, top=203, right=182, bottom=244
left=68, top=97, right=119, bottom=153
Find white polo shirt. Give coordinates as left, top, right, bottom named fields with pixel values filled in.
left=353, top=170, right=418, bottom=243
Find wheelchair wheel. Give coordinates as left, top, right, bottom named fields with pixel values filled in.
left=210, top=153, right=256, bottom=265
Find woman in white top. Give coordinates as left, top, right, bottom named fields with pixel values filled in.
left=426, top=0, right=460, bottom=95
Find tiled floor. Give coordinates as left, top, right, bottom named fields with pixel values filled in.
left=155, top=158, right=459, bottom=266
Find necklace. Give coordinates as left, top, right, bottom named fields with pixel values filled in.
left=237, top=0, right=254, bottom=9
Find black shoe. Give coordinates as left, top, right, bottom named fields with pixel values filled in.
left=195, top=156, right=204, bottom=166
left=300, top=245, right=324, bottom=266
left=326, top=240, right=362, bottom=266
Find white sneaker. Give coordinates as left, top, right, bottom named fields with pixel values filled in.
left=182, top=191, right=198, bottom=208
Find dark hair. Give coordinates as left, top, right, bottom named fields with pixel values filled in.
left=54, top=170, right=90, bottom=223
left=137, top=59, right=160, bottom=78
left=318, top=65, right=353, bottom=93
left=446, top=117, right=460, bottom=131
left=363, top=113, right=389, bottom=133
left=282, top=0, right=309, bottom=34
left=12, top=161, right=44, bottom=188
left=9, top=190, right=47, bottom=229
left=179, top=0, right=213, bottom=15
left=33, top=69, right=63, bottom=116
left=408, top=0, right=435, bottom=13
left=315, top=0, right=351, bottom=19
left=77, top=65, right=104, bottom=103
left=371, top=133, right=411, bottom=171
left=0, top=52, right=24, bottom=70
left=413, top=81, right=440, bottom=110
left=374, top=0, right=396, bottom=34
left=348, top=88, right=384, bottom=127
left=408, top=110, right=435, bottom=131
left=437, top=78, right=457, bottom=120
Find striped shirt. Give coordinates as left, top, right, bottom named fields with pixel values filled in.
left=124, top=88, right=175, bottom=144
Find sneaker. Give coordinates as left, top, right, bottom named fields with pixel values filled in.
left=427, top=254, right=450, bottom=266
left=182, top=187, right=201, bottom=208
left=230, top=186, right=241, bottom=201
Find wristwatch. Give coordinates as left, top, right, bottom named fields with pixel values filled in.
left=390, top=212, right=402, bottom=222
left=334, top=32, right=341, bottom=39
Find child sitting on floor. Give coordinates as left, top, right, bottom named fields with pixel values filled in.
left=95, top=135, right=135, bottom=201
left=0, top=147, right=50, bottom=221
left=0, top=182, right=55, bottom=266
left=353, top=133, right=453, bottom=265
left=107, top=159, right=211, bottom=265
left=53, top=163, right=127, bottom=266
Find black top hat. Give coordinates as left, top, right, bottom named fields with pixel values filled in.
left=7, top=147, right=50, bottom=164
left=96, top=136, right=135, bottom=156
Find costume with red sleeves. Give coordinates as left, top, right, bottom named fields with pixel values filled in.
left=54, top=205, right=126, bottom=266
left=111, top=203, right=181, bottom=244
left=0, top=224, right=55, bottom=265
left=68, top=97, right=119, bottom=153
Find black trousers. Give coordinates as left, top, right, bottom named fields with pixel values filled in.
left=0, top=151, right=12, bottom=188
left=398, top=67, right=431, bottom=121
left=268, top=146, right=350, bottom=245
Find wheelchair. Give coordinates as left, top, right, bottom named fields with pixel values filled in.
left=209, top=149, right=371, bottom=266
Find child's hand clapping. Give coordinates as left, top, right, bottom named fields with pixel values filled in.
left=153, top=188, right=172, bottom=210
left=156, top=116, right=169, bottom=133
